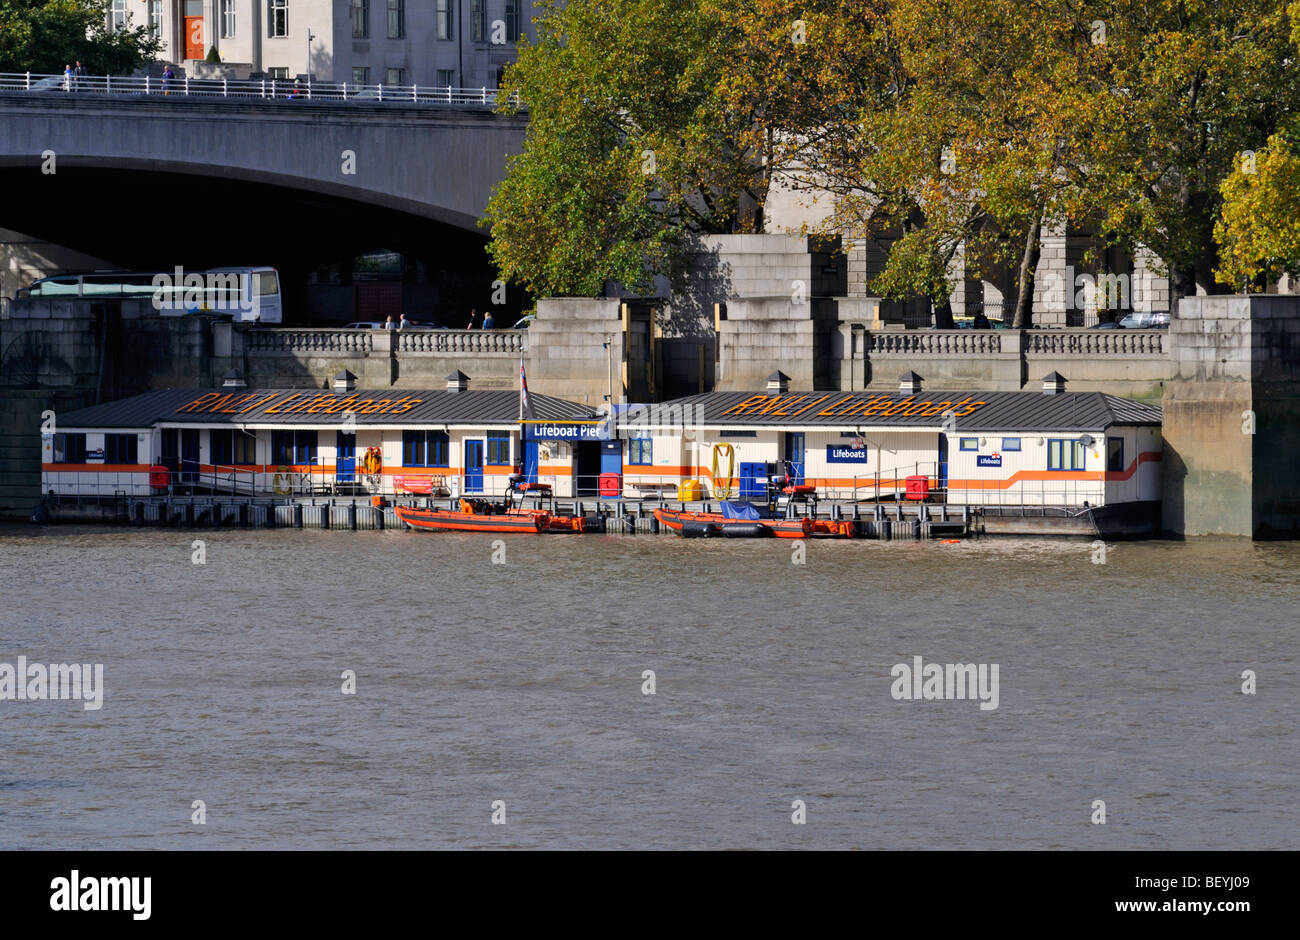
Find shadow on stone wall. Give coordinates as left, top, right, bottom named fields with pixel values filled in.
left=666, top=238, right=731, bottom=338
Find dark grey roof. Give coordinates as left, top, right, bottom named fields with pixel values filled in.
left=57, top=387, right=595, bottom=428
left=653, top=389, right=1161, bottom=432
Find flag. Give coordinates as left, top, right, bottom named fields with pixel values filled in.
left=519, top=350, right=535, bottom=421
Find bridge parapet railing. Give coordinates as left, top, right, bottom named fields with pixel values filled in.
left=865, top=328, right=1168, bottom=358
left=397, top=329, right=524, bottom=355
left=869, top=330, right=1002, bottom=356
left=0, top=72, right=522, bottom=109
left=1024, top=329, right=1168, bottom=357
left=247, top=329, right=375, bottom=353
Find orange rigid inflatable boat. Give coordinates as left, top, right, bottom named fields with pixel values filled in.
left=654, top=506, right=813, bottom=539
left=398, top=499, right=548, bottom=533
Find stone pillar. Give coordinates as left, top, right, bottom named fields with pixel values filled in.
left=1162, top=295, right=1300, bottom=538
left=1031, top=221, right=1068, bottom=326
left=946, top=241, right=982, bottom=317
left=846, top=238, right=869, bottom=298
left=1131, top=245, right=1171, bottom=313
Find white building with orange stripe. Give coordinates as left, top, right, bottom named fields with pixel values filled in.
left=41, top=370, right=594, bottom=500
left=615, top=371, right=1162, bottom=511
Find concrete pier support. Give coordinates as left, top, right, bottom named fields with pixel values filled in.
left=1162, top=295, right=1300, bottom=538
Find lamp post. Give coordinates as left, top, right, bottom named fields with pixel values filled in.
left=306, top=28, right=314, bottom=81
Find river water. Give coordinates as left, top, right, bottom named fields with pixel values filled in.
left=0, top=524, right=1295, bottom=850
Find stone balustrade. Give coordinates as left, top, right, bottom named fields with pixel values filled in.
left=397, top=329, right=524, bottom=354
left=247, top=328, right=374, bottom=353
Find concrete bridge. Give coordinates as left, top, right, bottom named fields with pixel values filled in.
left=0, top=93, right=527, bottom=276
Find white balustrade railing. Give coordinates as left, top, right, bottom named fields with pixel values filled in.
left=0, top=71, right=521, bottom=109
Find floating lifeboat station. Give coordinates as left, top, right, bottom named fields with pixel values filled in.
left=35, top=367, right=1162, bottom=538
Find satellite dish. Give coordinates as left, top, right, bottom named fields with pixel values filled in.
left=1078, top=433, right=1095, bottom=448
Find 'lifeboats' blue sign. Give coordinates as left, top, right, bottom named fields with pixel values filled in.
left=826, top=445, right=869, bottom=463
left=976, top=454, right=1002, bottom=467
left=525, top=422, right=609, bottom=442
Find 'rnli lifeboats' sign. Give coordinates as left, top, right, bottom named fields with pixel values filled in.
left=720, top=394, right=989, bottom=420
left=174, top=391, right=424, bottom=417
left=976, top=454, right=1002, bottom=467
left=524, top=422, right=608, bottom=441
left=826, top=445, right=869, bottom=463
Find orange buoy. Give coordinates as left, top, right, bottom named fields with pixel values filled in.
left=941, top=539, right=960, bottom=544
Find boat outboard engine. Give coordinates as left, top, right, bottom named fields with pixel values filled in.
left=506, top=471, right=525, bottom=504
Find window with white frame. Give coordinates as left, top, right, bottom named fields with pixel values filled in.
left=220, top=0, right=235, bottom=38
left=150, top=0, right=164, bottom=39
left=436, top=0, right=451, bottom=40
left=471, top=0, right=483, bottom=41
left=435, top=69, right=454, bottom=88
left=110, top=0, right=128, bottom=31
left=505, top=0, right=519, bottom=41
left=387, top=0, right=404, bottom=39
left=351, top=0, right=368, bottom=39
left=385, top=67, right=404, bottom=86
left=352, top=67, right=370, bottom=86
left=269, top=0, right=288, bottom=38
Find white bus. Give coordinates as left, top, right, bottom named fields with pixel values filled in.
left=19, top=266, right=283, bottom=323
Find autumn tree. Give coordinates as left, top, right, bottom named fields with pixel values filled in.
left=1087, top=0, right=1300, bottom=308
left=483, top=0, right=777, bottom=299
left=0, top=0, right=161, bottom=74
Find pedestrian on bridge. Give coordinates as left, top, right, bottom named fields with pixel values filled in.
left=162, top=65, right=175, bottom=95
left=74, top=62, right=87, bottom=89
left=482, top=310, right=496, bottom=329
left=63, top=65, right=73, bottom=92
left=466, top=308, right=478, bottom=329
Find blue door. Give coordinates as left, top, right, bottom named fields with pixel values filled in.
left=523, top=440, right=539, bottom=483
left=784, top=432, right=805, bottom=485
left=336, top=431, right=356, bottom=483
left=465, top=440, right=484, bottom=493
left=937, top=434, right=948, bottom=491
left=181, top=429, right=200, bottom=483
left=160, top=429, right=179, bottom=479
left=739, top=461, right=766, bottom=500
left=599, top=440, right=622, bottom=499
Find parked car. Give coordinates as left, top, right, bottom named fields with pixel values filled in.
left=512, top=315, right=536, bottom=329
left=343, top=321, right=386, bottom=329
left=1119, top=312, right=1171, bottom=329
left=26, top=76, right=69, bottom=93
left=1089, top=320, right=1123, bottom=329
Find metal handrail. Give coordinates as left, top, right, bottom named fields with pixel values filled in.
left=0, top=71, right=522, bottom=109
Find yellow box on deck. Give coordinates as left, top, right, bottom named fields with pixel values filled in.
left=677, top=480, right=704, bottom=501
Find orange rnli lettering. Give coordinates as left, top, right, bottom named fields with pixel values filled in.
left=177, top=392, right=221, bottom=413
left=787, top=395, right=830, bottom=417
left=816, top=396, right=856, bottom=417
left=263, top=394, right=301, bottom=414
left=722, top=395, right=771, bottom=416
left=390, top=398, right=423, bottom=415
